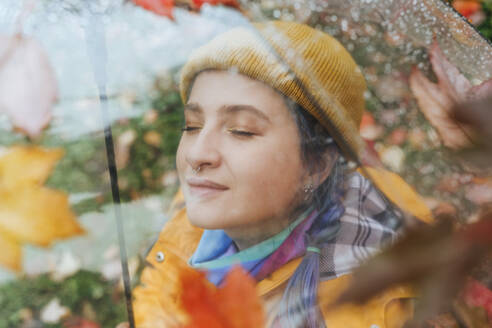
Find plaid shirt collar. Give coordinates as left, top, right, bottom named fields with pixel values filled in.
left=319, top=172, right=401, bottom=281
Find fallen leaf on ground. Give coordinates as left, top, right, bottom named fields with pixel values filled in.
left=359, top=111, right=375, bottom=130
left=51, top=251, right=82, bottom=282
left=408, top=128, right=427, bottom=149
left=432, top=202, right=458, bottom=219
left=0, top=146, right=84, bottom=271
left=63, top=317, right=101, bottom=328
left=192, top=0, right=240, bottom=9
left=378, top=145, right=405, bottom=172
left=360, top=123, right=384, bottom=141
left=373, top=74, right=407, bottom=103
left=359, top=140, right=381, bottom=167
left=379, top=109, right=400, bottom=126
left=143, top=131, right=162, bottom=147
left=436, top=174, right=462, bottom=193
left=461, top=278, right=492, bottom=322
left=115, top=130, right=136, bottom=169
left=424, top=312, right=459, bottom=328
left=115, top=323, right=130, bottom=328
left=465, top=178, right=492, bottom=206
left=360, top=111, right=384, bottom=141
left=452, top=298, right=490, bottom=328
left=40, top=298, right=71, bottom=324
left=387, top=128, right=407, bottom=146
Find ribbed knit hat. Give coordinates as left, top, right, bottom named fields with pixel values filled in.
left=180, top=20, right=367, bottom=158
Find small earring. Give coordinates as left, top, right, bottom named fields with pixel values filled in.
left=304, top=183, right=314, bottom=194
left=303, top=183, right=314, bottom=194
left=304, top=183, right=314, bottom=200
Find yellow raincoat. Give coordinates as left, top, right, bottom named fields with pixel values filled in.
left=133, top=184, right=419, bottom=328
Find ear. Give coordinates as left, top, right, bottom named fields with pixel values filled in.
left=310, top=147, right=339, bottom=188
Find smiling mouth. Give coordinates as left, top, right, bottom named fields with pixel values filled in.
left=186, top=177, right=229, bottom=199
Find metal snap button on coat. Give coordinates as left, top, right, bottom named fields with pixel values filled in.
left=155, top=251, right=165, bottom=262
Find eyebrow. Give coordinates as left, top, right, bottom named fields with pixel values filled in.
left=183, top=103, right=203, bottom=115
left=219, top=105, right=272, bottom=124
left=184, top=103, right=272, bottom=124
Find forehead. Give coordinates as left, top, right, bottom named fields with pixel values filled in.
left=187, top=70, right=290, bottom=120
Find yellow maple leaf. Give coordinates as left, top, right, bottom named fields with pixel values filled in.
left=0, top=228, right=21, bottom=272
left=0, top=146, right=85, bottom=271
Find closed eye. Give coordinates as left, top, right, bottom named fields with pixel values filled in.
left=181, top=126, right=201, bottom=133
left=228, top=129, right=255, bottom=137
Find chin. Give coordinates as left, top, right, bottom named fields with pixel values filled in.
left=186, top=207, right=242, bottom=230
left=184, top=193, right=234, bottom=229
left=186, top=209, right=223, bottom=229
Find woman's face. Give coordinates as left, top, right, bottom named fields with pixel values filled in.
left=176, top=70, right=306, bottom=233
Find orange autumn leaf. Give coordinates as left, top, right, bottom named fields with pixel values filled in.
left=216, top=266, right=266, bottom=328
left=359, top=111, right=375, bottom=131
left=0, top=146, right=84, bottom=271
left=180, top=266, right=265, bottom=328
left=452, top=0, right=482, bottom=18
left=133, top=0, right=175, bottom=19
left=180, top=268, right=225, bottom=328
left=134, top=264, right=190, bottom=328
left=192, top=0, right=240, bottom=10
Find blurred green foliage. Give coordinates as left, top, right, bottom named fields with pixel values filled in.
left=478, top=0, right=492, bottom=41
left=0, top=270, right=126, bottom=328
left=114, top=84, right=183, bottom=203
left=33, top=74, right=183, bottom=215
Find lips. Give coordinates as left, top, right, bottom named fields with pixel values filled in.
left=186, top=177, right=228, bottom=198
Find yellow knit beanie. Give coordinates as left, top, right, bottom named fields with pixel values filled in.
left=180, top=20, right=367, bottom=158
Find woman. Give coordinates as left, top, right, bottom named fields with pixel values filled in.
left=133, top=21, right=416, bottom=327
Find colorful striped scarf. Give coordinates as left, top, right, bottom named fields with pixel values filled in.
left=189, top=172, right=399, bottom=287
left=189, top=205, right=344, bottom=286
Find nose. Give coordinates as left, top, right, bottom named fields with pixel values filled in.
left=185, top=127, right=221, bottom=173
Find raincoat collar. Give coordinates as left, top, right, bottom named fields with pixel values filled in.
left=189, top=207, right=315, bottom=285
left=188, top=172, right=399, bottom=287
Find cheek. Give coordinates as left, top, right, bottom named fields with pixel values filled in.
left=176, top=138, right=187, bottom=179
left=233, top=137, right=304, bottom=213
left=265, top=150, right=302, bottom=194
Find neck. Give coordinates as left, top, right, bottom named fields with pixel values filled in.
left=224, top=205, right=309, bottom=251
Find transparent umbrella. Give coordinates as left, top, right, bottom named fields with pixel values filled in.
left=0, top=0, right=490, bottom=327
left=0, top=1, right=248, bottom=327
